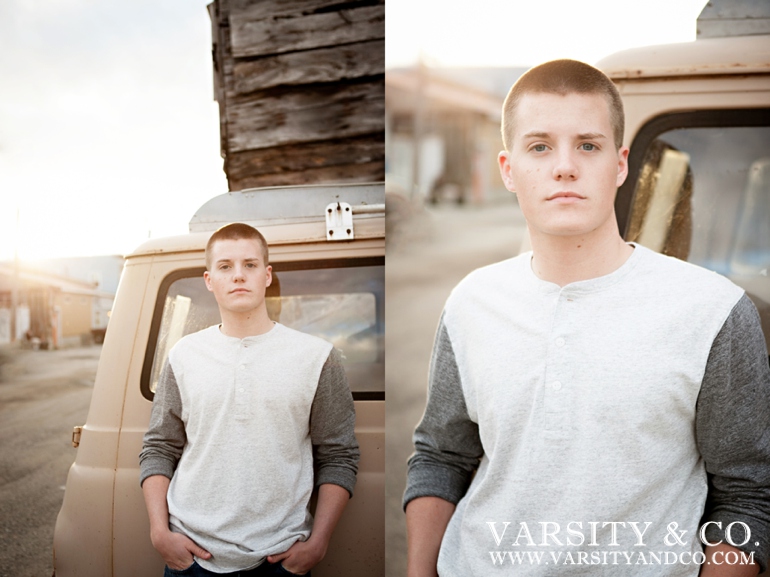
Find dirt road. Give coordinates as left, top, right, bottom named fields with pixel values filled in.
left=385, top=199, right=526, bottom=577
left=0, top=345, right=99, bottom=577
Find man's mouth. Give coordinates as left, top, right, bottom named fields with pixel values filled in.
left=547, top=191, right=585, bottom=202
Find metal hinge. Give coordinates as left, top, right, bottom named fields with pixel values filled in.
left=325, top=202, right=353, bottom=241
left=325, top=201, right=385, bottom=241
left=72, top=426, right=83, bottom=448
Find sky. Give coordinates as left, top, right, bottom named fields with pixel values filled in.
left=0, top=0, right=226, bottom=261
left=386, top=0, right=709, bottom=68
left=0, top=0, right=709, bottom=261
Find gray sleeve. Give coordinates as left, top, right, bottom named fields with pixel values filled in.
left=403, top=313, right=483, bottom=510
left=138, top=362, right=186, bottom=486
left=310, top=347, right=360, bottom=498
left=696, top=293, right=770, bottom=572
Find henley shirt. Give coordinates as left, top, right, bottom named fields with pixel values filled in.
left=405, top=244, right=770, bottom=576
left=140, top=322, right=359, bottom=573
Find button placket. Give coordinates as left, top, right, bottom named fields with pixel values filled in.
left=543, top=292, right=572, bottom=432
left=234, top=342, right=252, bottom=419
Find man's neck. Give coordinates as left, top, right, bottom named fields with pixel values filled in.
left=218, top=308, right=274, bottom=339
left=529, top=229, right=633, bottom=287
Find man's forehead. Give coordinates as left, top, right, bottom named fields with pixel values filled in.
left=210, top=238, right=264, bottom=259
left=513, top=92, right=612, bottom=135
left=213, top=255, right=261, bottom=262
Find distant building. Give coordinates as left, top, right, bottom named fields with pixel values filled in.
left=385, top=65, right=526, bottom=204
left=23, top=255, right=124, bottom=294
left=0, top=255, right=123, bottom=348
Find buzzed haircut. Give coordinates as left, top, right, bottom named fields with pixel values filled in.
left=501, top=59, right=624, bottom=151
left=205, top=222, right=269, bottom=271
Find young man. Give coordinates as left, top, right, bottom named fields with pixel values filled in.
left=404, top=60, right=770, bottom=576
left=140, top=223, right=359, bottom=576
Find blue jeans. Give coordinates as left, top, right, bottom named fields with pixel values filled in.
left=164, top=560, right=310, bottom=577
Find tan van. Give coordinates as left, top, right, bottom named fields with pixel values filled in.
left=52, top=183, right=385, bottom=576
left=596, top=13, right=770, bottom=355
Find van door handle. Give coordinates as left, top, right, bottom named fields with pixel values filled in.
left=71, top=426, right=83, bottom=448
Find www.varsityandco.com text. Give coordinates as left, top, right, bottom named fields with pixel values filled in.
left=485, top=521, right=756, bottom=567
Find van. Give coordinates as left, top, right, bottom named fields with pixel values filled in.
left=52, top=183, right=385, bottom=576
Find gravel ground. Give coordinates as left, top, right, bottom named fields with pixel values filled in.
left=0, top=345, right=100, bottom=577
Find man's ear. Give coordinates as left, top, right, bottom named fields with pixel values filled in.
left=265, top=265, right=272, bottom=287
left=203, top=270, right=213, bottom=292
left=616, top=146, right=630, bottom=188
left=498, top=150, right=516, bottom=193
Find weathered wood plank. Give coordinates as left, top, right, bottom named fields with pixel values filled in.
left=233, top=39, right=384, bottom=95
left=226, top=79, right=384, bottom=152
left=225, top=134, right=384, bottom=177
left=230, top=0, right=368, bottom=20
left=229, top=0, right=383, bottom=27
left=228, top=161, right=385, bottom=189
left=230, top=4, right=384, bottom=58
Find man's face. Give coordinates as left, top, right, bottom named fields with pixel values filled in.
left=498, top=92, right=629, bottom=242
left=203, top=238, right=272, bottom=316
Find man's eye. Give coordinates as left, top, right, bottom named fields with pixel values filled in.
left=532, top=144, right=547, bottom=152
left=580, top=143, right=596, bottom=151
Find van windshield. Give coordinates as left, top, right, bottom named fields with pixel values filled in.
left=144, top=261, right=384, bottom=398
left=625, top=119, right=770, bottom=352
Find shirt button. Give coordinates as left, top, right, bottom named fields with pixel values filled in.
left=552, top=381, right=562, bottom=391
left=555, top=337, right=566, bottom=347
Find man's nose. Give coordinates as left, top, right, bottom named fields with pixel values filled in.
left=233, top=265, right=246, bottom=280
left=552, top=150, right=578, bottom=181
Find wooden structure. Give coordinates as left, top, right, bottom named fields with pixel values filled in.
left=209, top=0, right=385, bottom=190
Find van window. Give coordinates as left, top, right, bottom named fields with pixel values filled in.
left=141, top=259, right=384, bottom=400
left=620, top=111, right=770, bottom=352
